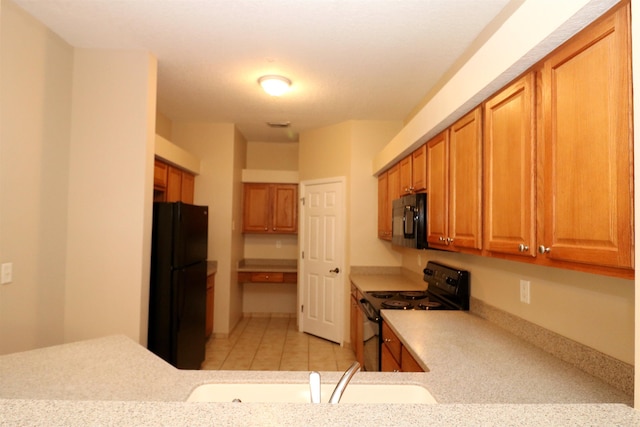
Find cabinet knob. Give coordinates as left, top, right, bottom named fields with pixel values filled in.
left=538, top=245, right=551, bottom=254
left=518, top=244, right=529, bottom=252
left=446, top=237, right=454, bottom=244
left=264, top=227, right=268, bottom=231
left=383, top=338, right=392, bottom=343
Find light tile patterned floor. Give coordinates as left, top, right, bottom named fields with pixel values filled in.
left=202, top=316, right=356, bottom=371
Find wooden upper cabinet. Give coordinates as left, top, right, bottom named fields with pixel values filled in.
left=411, top=144, right=427, bottom=193
left=181, top=172, right=195, bottom=204
left=272, top=184, right=298, bottom=233
left=426, top=131, right=449, bottom=248
left=154, top=159, right=195, bottom=204
left=154, top=160, right=168, bottom=189
left=399, top=155, right=412, bottom=195
left=243, top=183, right=298, bottom=234
left=377, top=171, right=391, bottom=240
left=483, top=72, right=536, bottom=258
left=386, top=163, right=401, bottom=202
left=449, top=107, right=483, bottom=252
left=538, top=2, right=633, bottom=270
left=166, top=165, right=183, bottom=202
left=427, top=108, right=482, bottom=252
left=399, top=145, right=427, bottom=195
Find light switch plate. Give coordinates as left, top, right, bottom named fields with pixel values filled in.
left=1, top=263, right=13, bottom=285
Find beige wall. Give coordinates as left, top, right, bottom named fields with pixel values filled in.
left=0, top=0, right=158, bottom=351
left=64, top=49, right=157, bottom=344
left=246, top=141, right=298, bottom=171
left=349, top=121, right=403, bottom=267
left=0, top=0, right=72, bottom=352
left=171, top=122, right=246, bottom=335
left=155, top=111, right=173, bottom=141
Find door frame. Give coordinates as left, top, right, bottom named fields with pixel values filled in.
left=297, top=176, right=347, bottom=345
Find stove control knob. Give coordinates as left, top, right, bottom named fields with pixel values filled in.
left=423, top=268, right=433, bottom=276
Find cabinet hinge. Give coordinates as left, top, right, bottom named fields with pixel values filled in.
left=301, top=251, right=304, bottom=259
left=301, top=305, right=304, bottom=313
left=300, top=197, right=305, bottom=206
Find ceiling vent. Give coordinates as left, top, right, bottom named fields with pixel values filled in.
left=266, top=121, right=291, bottom=128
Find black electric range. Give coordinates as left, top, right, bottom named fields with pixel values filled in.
left=357, top=261, right=470, bottom=371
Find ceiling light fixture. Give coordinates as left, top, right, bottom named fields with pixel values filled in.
left=258, top=75, right=292, bottom=96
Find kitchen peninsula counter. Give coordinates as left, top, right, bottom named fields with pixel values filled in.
left=0, top=335, right=639, bottom=425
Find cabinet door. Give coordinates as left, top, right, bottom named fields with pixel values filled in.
left=154, top=159, right=168, bottom=189
left=272, top=184, right=298, bottom=233
left=539, top=4, right=633, bottom=269
left=166, top=165, right=183, bottom=202
left=449, top=107, right=483, bottom=251
left=381, top=342, right=401, bottom=372
left=377, top=172, right=391, bottom=240
left=401, top=346, right=424, bottom=372
left=242, top=183, right=270, bottom=232
left=483, top=73, right=536, bottom=257
left=426, top=131, right=449, bottom=248
left=411, top=144, right=427, bottom=193
left=181, top=172, right=195, bottom=204
left=387, top=163, right=401, bottom=202
left=399, top=155, right=413, bottom=195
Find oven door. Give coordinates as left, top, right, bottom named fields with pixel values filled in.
left=358, top=298, right=381, bottom=372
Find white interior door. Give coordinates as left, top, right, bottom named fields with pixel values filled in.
left=299, top=178, right=344, bottom=344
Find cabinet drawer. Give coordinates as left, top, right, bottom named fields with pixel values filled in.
left=248, top=272, right=283, bottom=282
left=382, top=321, right=402, bottom=363
left=283, top=273, right=297, bottom=283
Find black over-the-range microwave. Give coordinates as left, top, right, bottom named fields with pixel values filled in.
left=391, top=193, right=427, bottom=249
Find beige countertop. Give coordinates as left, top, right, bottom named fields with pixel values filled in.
left=237, top=258, right=297, bottom=272
left=1, top=335, right=639, bottom=425
left=381, top=310, right=633, bottom=406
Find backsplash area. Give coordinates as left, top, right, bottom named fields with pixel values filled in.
left=471, top=297, right=633, bottom=396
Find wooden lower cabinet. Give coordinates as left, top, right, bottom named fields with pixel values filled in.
left=381, top=320, right=424, bottom=372
left=206, top=274, right=215, bottom=338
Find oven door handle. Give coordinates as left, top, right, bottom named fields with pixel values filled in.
left=358, top=298, right=380, bottom=323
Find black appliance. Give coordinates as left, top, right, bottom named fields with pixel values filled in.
left=391, top=193, right=427, bottom=249
left=357, top=261, right=469, bottom=371
left=148, top=202, right=208, bottom=369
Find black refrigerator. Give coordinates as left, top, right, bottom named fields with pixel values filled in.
left=148, top=202, right=208, bottom=369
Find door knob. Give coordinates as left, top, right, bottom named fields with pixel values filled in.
left=329, top=268, right=340, bottom=274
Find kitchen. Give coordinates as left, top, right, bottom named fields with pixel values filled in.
left=1, top=0, right=639, bottom=423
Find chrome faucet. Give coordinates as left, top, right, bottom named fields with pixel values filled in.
left=328, top=361, right=361, bottom=404
left=309, top=371, right=321, bottom=403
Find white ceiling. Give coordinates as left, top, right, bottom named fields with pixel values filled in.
left=12, top=0, right=516, bottom=142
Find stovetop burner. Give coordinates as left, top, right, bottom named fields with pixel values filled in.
left=398, top=290, right=429, bottom=300
left=418, top=301, right=442, bottom=310
left=369, top=291, right=395, bottom=299
left=381, top=300, right=414, bottom=310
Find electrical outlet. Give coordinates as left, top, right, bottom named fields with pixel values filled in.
left=1, top=263, right=13, bottom=285
left=519, top=279, right=530, bottom=304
